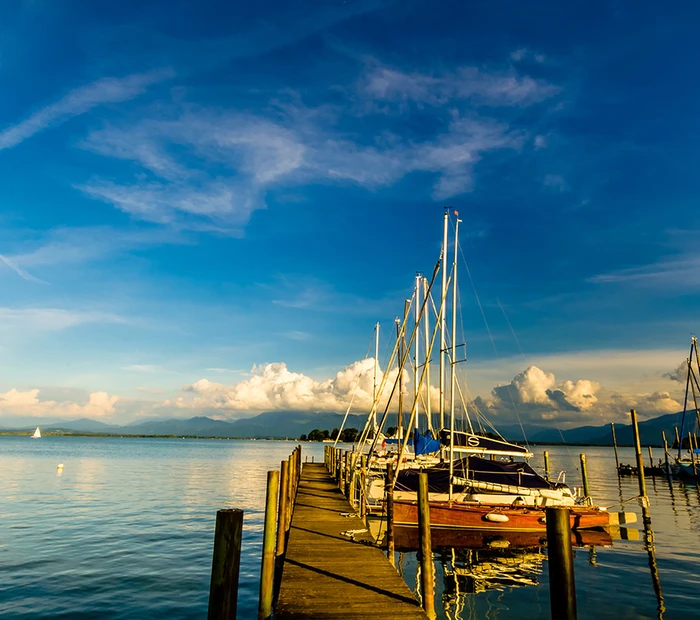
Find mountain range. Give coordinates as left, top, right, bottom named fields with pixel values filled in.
left=1, top=409, right=697, bottom=445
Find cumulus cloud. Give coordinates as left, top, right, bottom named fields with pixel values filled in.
left=0, top=388, right=119, bottom=418
left=664, top=360, right=688, bottom=383
left=476, top=364, right=682, bottom=425
left=165, top=359, right=413, bottom=415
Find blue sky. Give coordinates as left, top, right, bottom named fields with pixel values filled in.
left=1, top=0, right=698, bottom=426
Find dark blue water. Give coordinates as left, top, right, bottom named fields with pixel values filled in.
left=0, top=439, right=698, bottom=619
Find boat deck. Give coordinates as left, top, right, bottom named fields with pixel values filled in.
left=275, top=462, right=428, bottom=619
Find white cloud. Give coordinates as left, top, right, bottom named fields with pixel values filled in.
left=543, top=173, right=570, bottom=192
left=361, top=63, right=560, bottom=107
left=75, top=58, right=554, bottom=230
left=0, top=307, right=127, bottom=332
left=0, top=69, right=173, bottom=150
left=0, top=388, right=119, bottom=418
left=0, top=254, right=46, bottom=283
left=169, top=359, right=408, bottom=414
left=534, top=135, right=548, bottom=149
left=476, top=364, right=681, bottom=425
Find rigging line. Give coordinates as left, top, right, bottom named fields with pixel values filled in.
left=497, top=297, right=524, bottom=356
left=334, top=331, right=375, bottom=448
left=456, top=236, right=531, bottom=449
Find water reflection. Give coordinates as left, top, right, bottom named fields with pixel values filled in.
left=392, top=525, right=612, bottom=620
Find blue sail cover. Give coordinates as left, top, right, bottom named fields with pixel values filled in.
left=413, top=429, right=441, bottom=455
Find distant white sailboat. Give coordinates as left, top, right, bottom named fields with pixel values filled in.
left=32, top=427, right=41, bottom=439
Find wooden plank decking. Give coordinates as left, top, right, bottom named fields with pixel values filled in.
left=275, top=463, right=428, bottom=619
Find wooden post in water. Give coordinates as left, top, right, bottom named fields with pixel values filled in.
left=648, top=446, right=654, bottom=469
left=674, top=427, right=681, bottom=451
left=630, top=409, right=647, bottom=499
left=417, top=472, right=436, bottom=620
left=579, top=453, right=591, bottom=503
left=208, top=509, right=243, bottom=620
left=689, top=433, right=697, bottom=477
left=546, top=507, right=577, bottom=620
left=544, top=450, right=551, bottom=478
left=611, top=422, right=620, bottom=472
left=258, top=470, right=279, bottom=620
left=386, top=464, right=395, bottom=567
left=276, top=460, right=289, bottom=558
left=344, top=451, right=350, bottom=498
left=360, top=455, right=368, bottom=518
left=661, top=431, right=670, bottom=472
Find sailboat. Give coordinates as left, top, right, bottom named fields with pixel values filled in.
left=32, top=427, right=41, bottom=439
left=358, top=209, right=624, bottom=530
left=672, top=337, right=700, bottom=478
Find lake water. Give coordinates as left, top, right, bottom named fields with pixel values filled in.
left=0, top=438, right=698, bottom=619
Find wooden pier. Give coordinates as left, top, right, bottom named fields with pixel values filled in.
left=275, top=462, right=428, bottom=619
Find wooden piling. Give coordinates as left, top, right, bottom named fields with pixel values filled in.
left=689, top=433, right=697, bottom=477
left=544, top=450, right=550, bottom=478
left=579, top=453, right=591, bottom=503
left=258, top=470, right=279, bottom=620
left=611, top=422, right=620, bottom=472
left=648, top=445, right=654, bottom=468
left=360, top=455, right=368, bottom=518
left=417, top=472, right=436, bottom=620
left=662, top=431, right=670, bottom=473
left=276, top=461, right=290, bottom=557
left=208, top=509, right=244, bottom=620
left=630, top=409, right=647, bottom=499
left=344, top=451, right=350, bottom=498
left=546, top=507, right=577, bottom=620
left=386, top=464, right=395, bottom=567
left=674, top=427, right=681, bottom=451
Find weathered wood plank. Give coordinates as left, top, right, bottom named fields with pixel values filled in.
left=275, top=463, right=428, bottom=619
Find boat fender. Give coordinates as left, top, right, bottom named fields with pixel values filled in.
left=484, top=512, right=509, bottom=523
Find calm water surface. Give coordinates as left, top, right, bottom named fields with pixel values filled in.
left=0, top=438, right=698, bottom=619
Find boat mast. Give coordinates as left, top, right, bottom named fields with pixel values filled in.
left=679, top=338, right=696, bottom=457
left=439, top=209, right=449, bottom=429
left=372, top=322, right=380, bottom=432
left=414, top=274, right=421, bottom=432
left=449, top=213, right=461, bottom=501
left=423, top=276, right=432, bottom=432
left=396, top=316, right=403, bottom=438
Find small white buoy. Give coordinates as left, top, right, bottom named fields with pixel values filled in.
left=57, top=464, right=64, bottom=469
left=484, top=512, right=509, bottom=523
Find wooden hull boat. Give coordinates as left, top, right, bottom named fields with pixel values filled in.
left=392, top=499, right=614, bottom=532
left=392, top=524, right=613, bottom=550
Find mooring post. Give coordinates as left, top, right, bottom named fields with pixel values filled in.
left=344, top=451, right=350, bottom=498
left=661, top=431, right=670, bottom=474
left=417, top=472, right=436, bottom=619
left=674, top=427, right=681, bottom=451
left=544, top=450, right=551, bottom=479
left=276, top=461, right=290, bottom=558
left=386, top=464, right=395, bottom=567
left=546, top=506, right=577, bottom=620
left=630, top=409, right=647, bottom=499
left=648, top=445, right=654, bottom=469
left=611, top=422, right=620, bottom=473
left=689, top=433, right=698, bottom=477
left=208, top=509, right=244, bottom=620
left=579, top=454, right=591, bottom=503
left=258, top=470, right=280, bottom=620
left=360, top=455, right=368, bottom=518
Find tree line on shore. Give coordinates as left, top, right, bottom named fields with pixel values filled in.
left=300, top=428, right=359, bottom=442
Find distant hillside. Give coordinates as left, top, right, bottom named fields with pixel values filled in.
left=1, top=409, right=696, bottom=444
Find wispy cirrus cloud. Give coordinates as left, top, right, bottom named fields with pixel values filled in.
left=0, top=254, right=46, bottom=283
left=0, top=307, right=128, bottom=332
left=361, top=62, right=560, bottom=107
left=72, top=57, right=559, bottom=232
left=0, top=69, right=173, bottom=150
